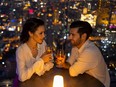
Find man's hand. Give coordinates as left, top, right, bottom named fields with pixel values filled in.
left=56, top=62, right=70, bottom=69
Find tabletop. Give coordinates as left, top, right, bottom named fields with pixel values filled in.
left=13, top=67, right=105, bottom=87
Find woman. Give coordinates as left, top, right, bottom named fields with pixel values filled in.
left=16, top=18, right=54, bottom=82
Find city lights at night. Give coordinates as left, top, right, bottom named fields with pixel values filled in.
left=0, top=0, right=116, bottom=87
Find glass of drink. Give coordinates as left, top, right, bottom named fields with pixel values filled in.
left=55, top=49, right=66, bottom=67
left=46, top=46, right=54, bottom=62
left=46, top=46, right=52, bottom=54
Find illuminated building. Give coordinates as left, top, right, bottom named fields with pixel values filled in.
left=53, top=9, right=59, bottom=25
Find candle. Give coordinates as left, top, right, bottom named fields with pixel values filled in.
left=53, top=75, right=64, bottom=87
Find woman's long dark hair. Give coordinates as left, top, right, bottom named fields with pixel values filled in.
left=20, top=18, right=44, bottom=43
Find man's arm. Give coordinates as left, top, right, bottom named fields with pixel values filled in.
left=56, top=62, right=71, bottom=69
left=63, top=62, right=71, bottom=69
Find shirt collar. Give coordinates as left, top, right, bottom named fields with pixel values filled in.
left=78, top=39, right=90, bottom=53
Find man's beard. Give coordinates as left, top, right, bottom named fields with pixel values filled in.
left=72, top=39, right=82, bottom=47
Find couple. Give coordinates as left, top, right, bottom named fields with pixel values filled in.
left=16, top=18, right=110, bottom=87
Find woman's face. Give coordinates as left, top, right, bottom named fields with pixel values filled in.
left=29, top=25, right=45, bottom=44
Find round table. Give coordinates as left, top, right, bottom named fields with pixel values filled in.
left=13, top=67, right=105, bottom=87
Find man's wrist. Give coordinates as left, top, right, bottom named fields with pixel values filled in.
left=63, top=62, right=70, bottom=69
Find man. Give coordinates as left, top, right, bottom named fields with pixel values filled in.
left=57, top=21, right=110, bottom=87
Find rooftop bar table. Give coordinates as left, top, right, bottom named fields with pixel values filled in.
left=13, top=66, right=105, bottom=87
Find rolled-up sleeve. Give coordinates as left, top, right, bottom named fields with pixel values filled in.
left=35, top=61, right=54, bottom=76
left=44, top=62, right=54, bottom=71
left=34, top=58, right=45, bottom=76
left=69, top=49, right=98, bottom=77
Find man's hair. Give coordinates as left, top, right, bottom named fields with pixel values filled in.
left=70, top=21, right=93, bottom=40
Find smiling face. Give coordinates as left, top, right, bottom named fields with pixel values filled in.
left=29, top=25, right=45, bottom=44
left=68, top=28, right=86, bottom=49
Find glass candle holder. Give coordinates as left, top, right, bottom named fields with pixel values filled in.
left=53, top=75, right=64, bottom=87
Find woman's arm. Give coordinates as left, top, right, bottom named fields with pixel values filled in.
left=16, top=47, right=44, bottom=82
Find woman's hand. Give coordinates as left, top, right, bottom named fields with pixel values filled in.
left=41, top=52, right=53, bottom=63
